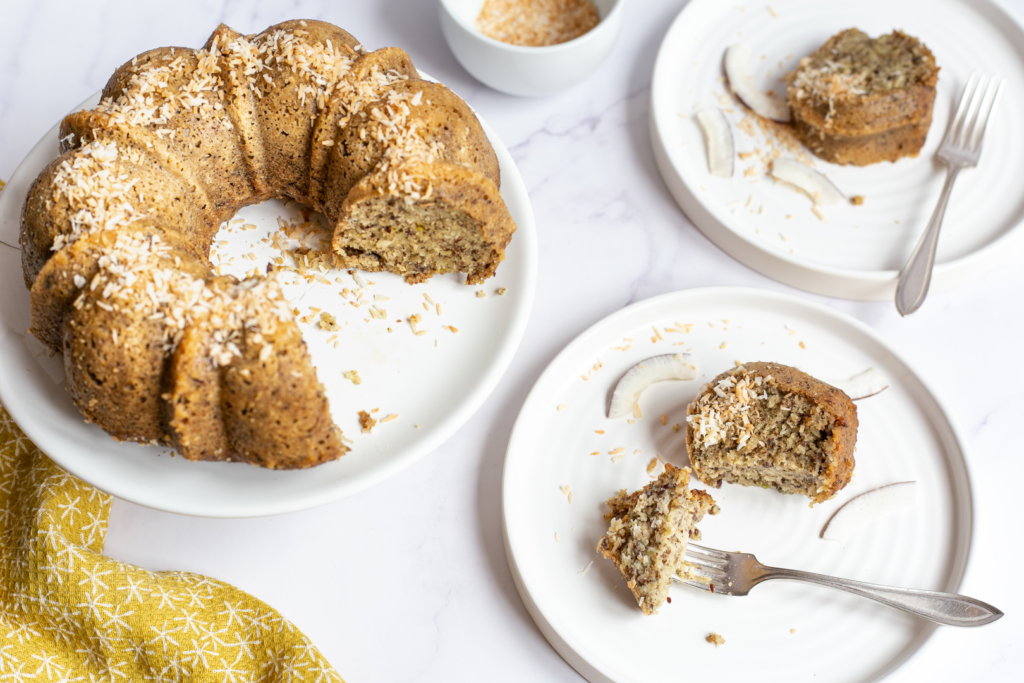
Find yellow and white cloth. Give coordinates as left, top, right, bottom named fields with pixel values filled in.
left=0, top=401, right=343, bottom=681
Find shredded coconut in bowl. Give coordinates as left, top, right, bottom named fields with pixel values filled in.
left=476, top=0, right=601, bottom=47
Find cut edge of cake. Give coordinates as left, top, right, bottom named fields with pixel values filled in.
left=596, top=464, right=717, bottom=616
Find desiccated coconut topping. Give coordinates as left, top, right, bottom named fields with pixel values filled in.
left=686, top=366, right=771, bottom=451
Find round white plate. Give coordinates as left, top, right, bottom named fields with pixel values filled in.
left=0, top=87, right=537, bottom=518
left=650, top=0, right=1024, bottom=300
left=503, top=287, right=972, bottom=683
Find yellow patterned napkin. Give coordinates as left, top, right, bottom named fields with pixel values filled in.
left=0, top=401, right=343, bottom=681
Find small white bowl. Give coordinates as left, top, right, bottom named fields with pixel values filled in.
left=438, top=0, right=626, bottom=97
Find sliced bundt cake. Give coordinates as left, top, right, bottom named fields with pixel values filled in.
left=20, top=19, right=517, bottom=467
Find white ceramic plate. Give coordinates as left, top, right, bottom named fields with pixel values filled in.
left=650, top=0, right=1024, bottom=300
left=503, top=287, right=972, bottom=683
left=0, top=87, right=537, bottom=518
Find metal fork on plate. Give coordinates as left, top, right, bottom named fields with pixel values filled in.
left=673, top=543, right=1003, bottom=627
left=895, top=72, right=1004, bottom=316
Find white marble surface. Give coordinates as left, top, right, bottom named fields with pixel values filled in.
left=2, top=0, right=1022, bottom=680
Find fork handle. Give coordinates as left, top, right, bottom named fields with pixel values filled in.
left=894, top=164, right=961, bottom=316
left=758, top=565, right=1002, bottom=627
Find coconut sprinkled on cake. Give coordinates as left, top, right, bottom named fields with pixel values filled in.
left=788, top=29, right=938, bottom=118
left=687, top=365, right=770, bottom=451
left=252, top=29, right=359, bottom=109
left=69, top=230, right=291, bottom=367
left=49, top=141, right=142, bottom=252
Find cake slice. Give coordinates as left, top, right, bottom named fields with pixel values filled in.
left=787, top=29, right=939, bottom=165
left=597, top=464, right=717, bottom=616
left=686, top=362, right=857, bottom=504
left=332, top=161, right=515, bottom=284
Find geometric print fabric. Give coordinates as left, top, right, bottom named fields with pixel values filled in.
left=0, top=401, right=342, bottom=682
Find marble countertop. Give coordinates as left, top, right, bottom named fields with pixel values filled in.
left=1, top=1, right=1021, bottom=680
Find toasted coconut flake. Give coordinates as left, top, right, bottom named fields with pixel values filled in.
left=609, top=353, right=698, bottom=419
left=827, top=367, right=888, bottom=400
left=725, top=44, right=790, bottom=122
left=821, top=482, right=916, bottom=543
left=696, top=108, right=735, bottom=178
left=770, top=158, right=844, bottom=205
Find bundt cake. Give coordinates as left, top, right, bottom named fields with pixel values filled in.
left=685, top=363, right=857, bottom=504
left=597, top=464, right=717, bottom=616
left=787, top=29, right=939, bottom=166
left=20, top=20, right=517, bottom=469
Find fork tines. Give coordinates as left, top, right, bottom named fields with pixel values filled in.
left=947, top=71, right=1004, bottom=156
left=679, top=543, right=727, bottom=590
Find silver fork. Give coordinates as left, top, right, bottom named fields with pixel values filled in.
left=895, top=72, right=1004, bottom=316
left=674, top=543, right=1003, bottom=627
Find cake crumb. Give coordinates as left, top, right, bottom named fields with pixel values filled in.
left=358, top=410, right=377, bottom=433
left=497, top=287, right=507, bottom=295
left=672, top=424, right=681, bottom=432
left=661, top=413, right=668, bottom=426
left=381, top=414, right=399, bottom=423
left=633, top=403, right=643, bottom=419
left=799, top=341, right=807, bottom=349
left=850, top=195, right=864, bottom=205
left=476, top=290, right=486, bottom=298
left=706, top=632, right=726, bottom=647
left=557, top=404, right=567, bottom=412
left=343, top=370, right=362, bottom=385
left=555, top=532, right=561, bottom=543
left=790, top=628, right=797, bottom=634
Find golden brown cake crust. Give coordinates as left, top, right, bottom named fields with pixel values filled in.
left=792, top=116, right=931, bottom=166
left=787, top=29, right=939, bottom=166
left=308, top=47, right=421, bottom=205
left=247, top=20, right=362, bottom=205
left=686, top=362, right=857, bottom=504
